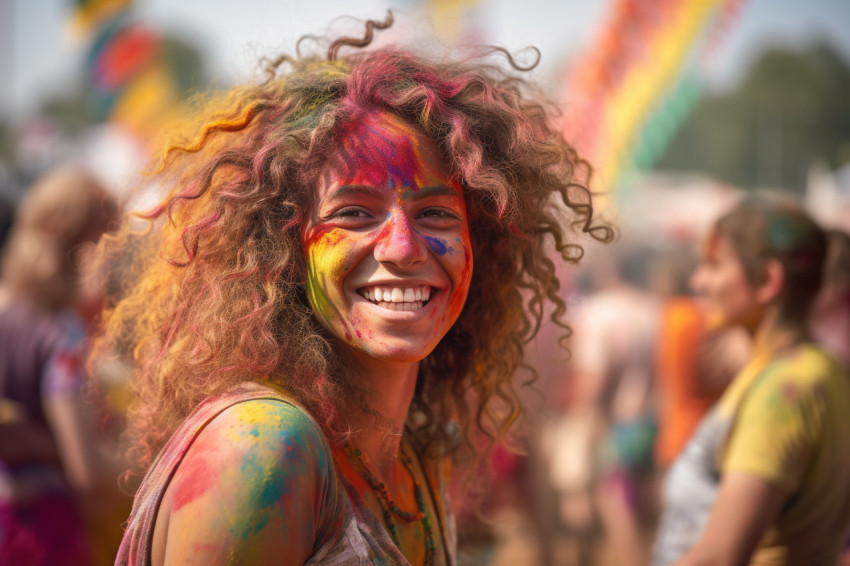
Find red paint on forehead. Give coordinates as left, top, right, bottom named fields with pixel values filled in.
left=329, top=112, right=445, bottom=191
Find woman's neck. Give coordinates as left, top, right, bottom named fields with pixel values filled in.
left=753, top=304, right=809, bottom=360
left=344, top=350, right=420, bottom=479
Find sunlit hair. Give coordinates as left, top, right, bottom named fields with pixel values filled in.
left=712, top=193, right=826, bottom=323
left=91, top=13, right=613, bottom=474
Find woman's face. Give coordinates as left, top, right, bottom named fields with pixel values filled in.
left=690, top=232, right=763, bottom=332
left=301, top=111, right=473, bottom=364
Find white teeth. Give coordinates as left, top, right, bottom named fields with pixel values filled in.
left=375, top=301, right=425, bottom=311
left=360, top=285, right=433, bottom=310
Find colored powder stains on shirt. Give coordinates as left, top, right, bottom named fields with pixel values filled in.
left=781, top=382, right=802, bottom=403
left=656, top=344, right=850, bottom=565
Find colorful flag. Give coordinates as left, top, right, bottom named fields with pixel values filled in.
left=563, top=0, right=746, bottom=197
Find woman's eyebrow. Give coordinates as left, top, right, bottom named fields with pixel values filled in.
left=409, top=185, right=462, bottom=200
left=323, top=184, right=461, bottom=202
left=323, top=185, right=384, bottom=201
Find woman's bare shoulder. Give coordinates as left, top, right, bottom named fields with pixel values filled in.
left=153, top=398, right=336, bottom=565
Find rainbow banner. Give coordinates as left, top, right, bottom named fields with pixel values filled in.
left=563, top=0, right=745, bottom=196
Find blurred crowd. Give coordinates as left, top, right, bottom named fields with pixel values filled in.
left=453, top=184, right=850, bottom=565
left=0, top=167, right=132, bottom=566
left=0, top=151, right=849, bottom=566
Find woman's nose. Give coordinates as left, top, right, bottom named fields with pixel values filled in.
left=374, top=211, right=428, bottom=268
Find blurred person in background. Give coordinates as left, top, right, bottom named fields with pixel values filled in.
left=650, top=244, right=749, bottom=472
left=652, top=194, right=850, bottom=566
left=91, top=13, right=613, bottom=566
left=810, top=229, right=850, bottom=368
left=0, top=166, right=125, bottom=566
left=0, top=198, right=14, bottom=249
left=809, top=229, right=850, bottom=566
left=552, top=244, right=661, bottom=566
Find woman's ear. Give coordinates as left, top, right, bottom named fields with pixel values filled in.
left=755, top=258, right=785, bottom=305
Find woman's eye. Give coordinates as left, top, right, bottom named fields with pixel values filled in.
left=420, top=208, right=458, bottom=220
left=331, top=207, right=371, bottom=219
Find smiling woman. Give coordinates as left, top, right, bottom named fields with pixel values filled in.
left=91, top=12, right=612, bottom=566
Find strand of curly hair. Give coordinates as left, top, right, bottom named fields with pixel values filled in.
left=90, top=12, right=614, bottom=480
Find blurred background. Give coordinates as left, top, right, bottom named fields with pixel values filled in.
left=2, top=1, right=849, bottom=565
left=4, top=0, right=850, bottom=216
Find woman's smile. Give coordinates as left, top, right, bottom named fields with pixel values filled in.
left=358, top=285, right=432, bottom=312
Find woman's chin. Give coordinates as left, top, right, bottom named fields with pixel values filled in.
left=340, top=337, right=439, bottom=367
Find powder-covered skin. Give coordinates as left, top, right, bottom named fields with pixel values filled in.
left=330, top=441, right=449, bottom=566
left=302, top=111, right=473, bottom=364
left=155, top=399, right=336, bottom=564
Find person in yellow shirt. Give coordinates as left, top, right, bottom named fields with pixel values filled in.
left=652, top=193, right=850, bottom=566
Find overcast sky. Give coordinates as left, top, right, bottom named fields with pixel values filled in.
left=4, top=0, right=850, bottom=119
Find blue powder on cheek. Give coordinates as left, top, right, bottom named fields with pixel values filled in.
left=425, top=236, right=448, bottom=255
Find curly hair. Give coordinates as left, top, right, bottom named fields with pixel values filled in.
left=91, top=13, right=613, bottom=474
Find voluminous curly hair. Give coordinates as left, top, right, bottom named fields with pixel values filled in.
left=91, top=13, right=613, bottom=474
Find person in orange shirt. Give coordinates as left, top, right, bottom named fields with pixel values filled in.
left=653, top=243, right=750, bottom=470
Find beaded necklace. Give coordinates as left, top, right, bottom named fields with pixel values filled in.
left=344, top=444, right=437, bottom=566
